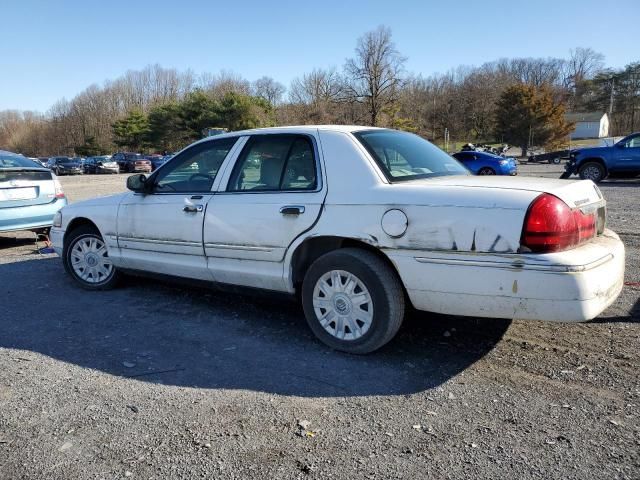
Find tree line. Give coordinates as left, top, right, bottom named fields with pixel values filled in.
left=0, top=26, right=638, bottom=157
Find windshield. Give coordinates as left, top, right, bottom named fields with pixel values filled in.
left=0, top=153, right=44, bottom=169
left=354, top=129, right=468, bottom=181
left=125, top=153, right=141, bottom=160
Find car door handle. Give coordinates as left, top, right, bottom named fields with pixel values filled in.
left=279, top=205, right=305, bottom=215
left=183, top=204, right=203, bottom=213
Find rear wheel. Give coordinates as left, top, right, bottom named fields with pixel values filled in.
left=478, top=167, right=495, bottom=175
left=301, top=248, right=405, bottom=354
left=63, top=225, right=119, bottom=290
left=579, top=162, right=606, bottom=183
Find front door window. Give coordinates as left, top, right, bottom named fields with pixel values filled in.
left=153, top=137, right=238, bottom=193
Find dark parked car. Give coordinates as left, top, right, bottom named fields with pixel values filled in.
left=562, top=132, right=640, bottom=182
left=47, top=157, right=83, bottom=176
left=112, top=152, right=151, bottom=173
left=527, top=149, right=573, bottom=164
left=84, top=156, right=119, bottom=174
left=145, top=154, right=168, bottom=171
left=452, top=151, right=518, bottom=176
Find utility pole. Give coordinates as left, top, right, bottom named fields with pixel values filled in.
left=608, top=77, right=615, bottom=117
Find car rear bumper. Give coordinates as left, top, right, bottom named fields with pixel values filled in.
left=97, top=166, right=119, bottom=174
left=386, top=229, right=625, bottom=322
left=0, top=197, right=68, bottom=233
left=499, top=165, right=518, bottom=175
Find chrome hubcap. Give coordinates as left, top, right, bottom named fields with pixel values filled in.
left=313, top=270, right=373, bottom=341
left=70, top=236, right=113, bottom=284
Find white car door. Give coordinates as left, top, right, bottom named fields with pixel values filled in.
left=116, top=137, right=240, bottom=280
left=203, top=133, right=326, bottom=290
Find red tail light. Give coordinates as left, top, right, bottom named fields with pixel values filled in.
left=54, top=178, right=65, bottom=199
left=521, top=193, right=596, bottom=253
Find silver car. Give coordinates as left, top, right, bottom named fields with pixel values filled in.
left=0, top=150, right=68, bottom=233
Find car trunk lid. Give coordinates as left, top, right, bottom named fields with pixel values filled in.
left=0, top=169, right=55, bottom=208
left=408, top=175, right=603, bottom=209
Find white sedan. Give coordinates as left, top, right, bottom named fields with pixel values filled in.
left=51, top=126, right=625, bottom=353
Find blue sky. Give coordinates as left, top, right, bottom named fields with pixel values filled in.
left=1, top=0, right=636, bottom=112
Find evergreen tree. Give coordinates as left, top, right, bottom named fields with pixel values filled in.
left=495, top=84, right=574, bottom=156
left=112, top=110, right=150, bottom=151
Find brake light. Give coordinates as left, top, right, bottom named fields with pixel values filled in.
left=521, top=193, right=596, bottom=253
left=54, top=178, right=65, bottom=199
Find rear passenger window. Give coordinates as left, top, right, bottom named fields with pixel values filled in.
left=228, top=135, right=316, bottom=192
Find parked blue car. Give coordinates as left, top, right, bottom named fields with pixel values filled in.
left=0, top=151, right=67, bottom=234
left=452, top=150, right=518, bottom=175
left=562, top=132, right=640, bottom=182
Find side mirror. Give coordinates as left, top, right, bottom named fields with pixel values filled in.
left=616, top=142, right=625, bottom=148
left=126, top=174, right=149, bottom=193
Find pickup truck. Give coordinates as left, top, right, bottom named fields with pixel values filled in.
left=562, top=132, right=640, bottom=182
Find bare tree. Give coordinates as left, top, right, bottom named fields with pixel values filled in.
left=200, top=70, right=251, bottom=98
left=289, top=68, right=345, bottom=105
left=344, top=26, right=406, bottom=126
left=568, top=47, right=605, bottom=85
left=252, top=76, right=285, bottom=105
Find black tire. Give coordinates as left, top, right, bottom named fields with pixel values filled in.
left=478, top=167, right=495, bottom=175
left=62, top=225, right=120, bottom=290
left=550, top=157, right=561, bottom=164
left=578, top=161, right=606, bottom=183
left=301, top=248, right=405, bottom=354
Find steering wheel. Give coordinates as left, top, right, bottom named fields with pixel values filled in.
left=155, top=182, right=176, bottom=191
left=188, top=173, right=212, bottom=183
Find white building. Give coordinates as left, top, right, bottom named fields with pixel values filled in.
left=566, top=112, right=609, bottom=139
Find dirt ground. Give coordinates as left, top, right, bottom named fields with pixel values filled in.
left=1, top=165, right=638, bottom=479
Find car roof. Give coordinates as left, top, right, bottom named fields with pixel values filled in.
left=476, top=151, right=501, bottom=158
left=457, top=150, right=500, bottom=158
left=194, top=125, right=384, bottom=144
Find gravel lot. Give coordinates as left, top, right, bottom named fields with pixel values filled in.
left=1, top=165, right=638, bottom=479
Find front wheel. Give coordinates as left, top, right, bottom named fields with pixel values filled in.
left=62, top=225, right=120, bottom=290
left=478, top=167, right=495, bottom=175
left=579, top=162, right=606, bottom=183
left=301, top=248, right=405, bottom=354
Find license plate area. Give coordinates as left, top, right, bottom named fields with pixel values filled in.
left=0, top=187, right=38, bottom=201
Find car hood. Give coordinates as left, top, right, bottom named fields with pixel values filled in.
left=64, top=192, right=129, bottom=210
left=573, top=146, right=606, bottom=156
left=399, top=175, right=603, bottom=209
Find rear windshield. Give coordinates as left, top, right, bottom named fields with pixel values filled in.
left=0, top=154, right=45, bottom=169
left=0, top=170, right=52, bottom=182
left=354, top=129, right=469, bottom=181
